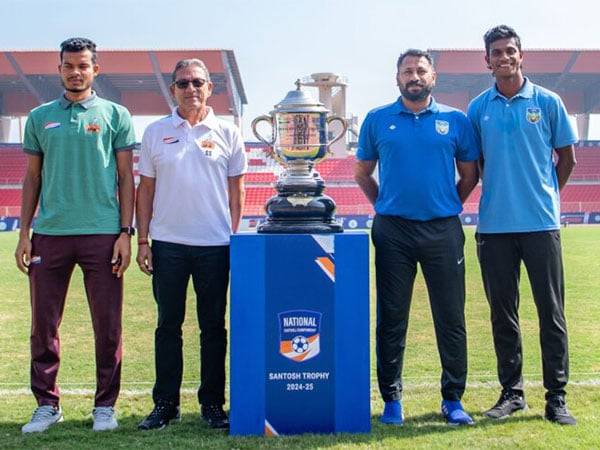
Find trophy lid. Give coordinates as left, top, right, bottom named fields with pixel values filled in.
left=272, top=79, right=329, bottom=114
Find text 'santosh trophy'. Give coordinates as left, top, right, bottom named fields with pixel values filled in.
left=252, top=80, right=347, bottom=233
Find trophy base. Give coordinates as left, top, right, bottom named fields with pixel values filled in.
left=275, top=171, right=324, bottom=196
left=257, top=219, right=343, bottom=234
left=265, top=194, right=335, bottom=219
left=258, top=193, right=343, bottom=234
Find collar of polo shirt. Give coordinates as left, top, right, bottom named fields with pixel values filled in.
left=171, top=106, right=219, bottom=129
left=59, top=91, right=98, bottom=109
left=387, top=96, right=440, bottom=116
left=491, top=77, right=534, bottom=100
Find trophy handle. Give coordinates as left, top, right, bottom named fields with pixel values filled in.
left=326, top=116, right=348, bottom=147
left=251, top=115, right=276, bottom=146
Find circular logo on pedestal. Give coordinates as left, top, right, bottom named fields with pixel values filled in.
left=291, top=336, right=309, bottom=353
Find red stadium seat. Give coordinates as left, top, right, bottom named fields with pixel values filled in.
left=570, top=147, right=600, bottom=181
left=2, top=144, right=600, bottom=218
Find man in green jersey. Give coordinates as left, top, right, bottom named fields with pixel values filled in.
left=15, top=37, right=136, bottom=433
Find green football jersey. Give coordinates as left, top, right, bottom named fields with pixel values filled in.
left=23, top=93, right=136, bottom=235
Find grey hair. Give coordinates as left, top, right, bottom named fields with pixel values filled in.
left=171, top=58, right=211, bottom=82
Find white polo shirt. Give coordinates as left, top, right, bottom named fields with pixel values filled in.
left=139, top=107, right=247, bottom=246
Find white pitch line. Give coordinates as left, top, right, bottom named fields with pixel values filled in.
left=2, top=372, right=599, bottom=387
left=2, top=380, right=600, bottom=397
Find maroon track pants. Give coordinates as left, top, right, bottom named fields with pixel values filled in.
left=28, top=233, right=123, bottom=407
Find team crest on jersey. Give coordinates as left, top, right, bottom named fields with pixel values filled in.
left=162, top=136, right=179, bottom=144
left=278, top=310, right=321, bottom=362
left=526, top=108, right=542, bottom=124
left=44, top=122, right=61, bottom=130
left=201, top=139, right=216, bottom=156
left=201, top=139, right=215, bottom=148
left=435, top=120, right=449, bottom=135
left=85, top=118, right=101, bottom=133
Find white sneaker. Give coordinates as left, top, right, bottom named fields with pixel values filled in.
left=22, top=405, right=64, bottom=433
left=92, top=406, right=118, bottom=431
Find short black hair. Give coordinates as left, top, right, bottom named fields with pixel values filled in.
left=396, top=49, right=434, bottom=70
left=60, top=37, right=97, bottom=63
left=483, top=25, right=521, bottom=57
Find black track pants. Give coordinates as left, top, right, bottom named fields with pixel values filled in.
left=476, top=231, right=569, bottom=398
left=373, top=214, right=467, bottom=402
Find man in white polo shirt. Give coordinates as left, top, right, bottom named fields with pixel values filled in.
left=136, top=58, right=246, bottom=430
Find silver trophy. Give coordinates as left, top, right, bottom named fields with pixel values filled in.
left=252, top=80, right=347, bottom=233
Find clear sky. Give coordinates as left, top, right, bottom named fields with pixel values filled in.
left=2, top=0, right=600, bottom=139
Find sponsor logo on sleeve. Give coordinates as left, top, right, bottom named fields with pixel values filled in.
left=44, top=122, right=61, bottom=130
left=162, top=136, right=180, bottom=144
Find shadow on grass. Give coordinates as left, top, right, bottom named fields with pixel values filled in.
left=369, top=410, right=544, bottom=436
left=0, top=410, right=549, bottom=450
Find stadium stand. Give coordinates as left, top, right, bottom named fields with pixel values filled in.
left=561, top=185, right=600, bottom=212
left=2, top=142, right=600, bottom=220
left=0, top=144, right=26, bottom=184
left=463, top=186, right=481, bottom=214
left=0, top=188, right=21, bottom=206
left=0, top=147, right=140, bottom=184
left=245, top=172, right=276, bottom=184
left=244, top=186, right=276, bottom=215
left=571, top=144, right=600, bottom=181
left=463, top=183, right=600, bottom=214
left=315, top=157, right=357, bottom=181
left=561, top=184, right=600, bottom=202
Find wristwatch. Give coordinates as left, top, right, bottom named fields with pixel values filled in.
left=120, top=226, right=136, bottom=236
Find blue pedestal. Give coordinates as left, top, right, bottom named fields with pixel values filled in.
left=230, top=232, right=370, bottom=436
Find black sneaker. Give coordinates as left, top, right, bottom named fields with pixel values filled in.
left=201, top=404, right=229, bottom=429
left=485, top=390, right=527, bottom=419
left=138, top=401, right=181, bottom=430
left=545, top=396, right=576, bottom=425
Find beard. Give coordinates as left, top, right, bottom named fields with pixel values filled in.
left=61, top=78, right=92, bottom=93
left=399, top=82, right=433, bottom=102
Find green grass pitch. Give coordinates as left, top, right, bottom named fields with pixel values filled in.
left=0, top=227, right=599, bottom=449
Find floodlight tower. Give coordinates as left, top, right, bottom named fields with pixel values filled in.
left=301, top=73, right=358, bottom=158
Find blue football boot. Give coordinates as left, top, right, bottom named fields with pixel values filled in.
left=441, top=400, right=474, bottom=426
left=381, top=400, right=404, bottom=425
